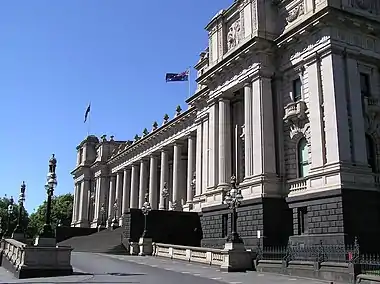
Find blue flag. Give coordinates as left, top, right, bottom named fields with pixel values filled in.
left=165, top=70, right=189, bottom=82
left=84, top=103, right=91, bottom=123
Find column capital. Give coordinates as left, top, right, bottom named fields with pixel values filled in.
left=187, top=132, right=196, bottom=139
left=159, top=146, right=171, bottom=153
left=123, top=167, right=131, bottom=173
left=243, top=81, right=251, bottom=88
left=173, top=140, right=184, bottom=147
left=218, top=96, right=230, bottom=103
left=139, top=158, right=149, bottom=164
left=149, top=152, right=159, bottom=159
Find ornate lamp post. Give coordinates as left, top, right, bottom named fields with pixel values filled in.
left=111, top=199, right=119, bottom=229
left=141, top=193, right=152, bottom=238
left=99, top=203, right=106, bottom=228
left=223, top=175, right=243, bottom=244
left=12, top=181, right=26, bottom=238
left=36, top=154, right=57, bottom=244
left=5, top=197, right=14, bottom=237
left=162, top=182, right=169, bottom=210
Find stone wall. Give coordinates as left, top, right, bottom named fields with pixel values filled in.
left=200, top=197, right=292, bottom=249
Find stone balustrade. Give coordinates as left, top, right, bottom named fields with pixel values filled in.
left=288, top=177, right=307, bottom=193
left=0, top=238, right=73, bottom=279
left=152, top=243, right=227, bottom=266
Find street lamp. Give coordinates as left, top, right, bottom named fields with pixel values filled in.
left=38, top=154, right=58, bottom=239
left=12, top=181, right=26, bottom=237
left=5, top=196, right=14, bottom=237
left=112, top=199, right=119, bottom=228
left=162, top=182, right=169, bottom=210
left=141, top=193, right=152, bottom=238
left=99, top=203, right=106, bottom=227
left=223, top=175, right=244, bottom=244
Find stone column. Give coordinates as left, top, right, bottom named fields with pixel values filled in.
left=218, top=97, right=232, bottom=187
left=195, top=122, right=203, bottom=196
left=78, top=179, right=90, bottom=226
left=159, top=148, right=169, bottom=210
left=202, top=119, right=209, bottom=190
left=149, top=154, right=158, bottom=210
left=107, top=176, right=116, bottom=225
left=208, top=102, right=219, bottom=187
left=130, top=164, right=139, bottom=209
left=115, top=172, right=123, bottom=219
left=122, top=168, right=131, bottom=214
left=139, top=159, right=148, bottom=208
left=172, top=142, right=182, bottom=210
left=187, top=134, right=196, bottom=202
left=71, top=183, right=79, bottom=225
left=92, top=177, right=101, bottom=224
left=252, top=75, right=277, bottom=176
left=244, top=82, right=254, bottom=178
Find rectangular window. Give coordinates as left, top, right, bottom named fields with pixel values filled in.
left=293, top=78, right=302, bottom=102
left=222, top=214, right=228, bottom=238
left=360, top=73, right=371, bottom=97
left=79, top=148, right=83, bottom=164
left=298, top=207, right=308, bottom=235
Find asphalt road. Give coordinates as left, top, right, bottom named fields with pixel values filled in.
left=0, top=252, right=335, bottom=284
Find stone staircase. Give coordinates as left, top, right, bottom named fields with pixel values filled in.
left=58, top=227, right=127, bottom=254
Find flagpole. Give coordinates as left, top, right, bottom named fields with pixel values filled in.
left=86, top=102, right=91, bottom=137
left=188, top=66, right=191, bottom=99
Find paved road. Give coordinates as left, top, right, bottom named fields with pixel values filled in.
left=0, top=252, right=335, bottom=284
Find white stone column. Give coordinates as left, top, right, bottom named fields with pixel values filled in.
left=107, top=176, right=116, bottom=224
left=187, top=134, right=196, bottom=202
left=346, top=57, right=367, bottom=165
left=71, top=183, right=79, bottom=225
left=92, top=177, right=101, bottom=223
left=208, top=102, right=219, bottom=188
left=115, top=172, right=123, bottom=218
left=244, top=82, right=254, bottom=178
left=202, top=119, right=209, bottom=190
left=78, top=179, right=90, bottom=226
left=159, top=148, right=169, bottom=210
left=172, top=142, right=182, bottom=210
left=307, top=57, right=326, bottom=169
left=195, top=122, right=203, bottom=196
left=149, top=154, right=158, bottom=210
left=122, top=168, right=131, bottom=214
left=322, top=53, right=351, bottom=163
left=252, top=75, right=277, bottom=175
left=130, top=164, right=139, bottom=209
left=218, top=97, right=232, bottom=186
left=139, top=159, right=148, bottom=208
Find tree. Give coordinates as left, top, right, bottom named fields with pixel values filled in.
left=27, top=193, right=73, bottom=238
left=0, top=196, right=29, bottom=237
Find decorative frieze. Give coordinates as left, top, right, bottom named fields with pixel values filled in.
left=227, top=19, right=241, bottom=51
left=286, top=3, right=305, bottom=23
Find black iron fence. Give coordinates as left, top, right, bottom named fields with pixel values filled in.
left=256, top=238, right=380, bottom=276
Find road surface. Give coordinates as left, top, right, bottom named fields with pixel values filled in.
left=0, top=252, right=335, bottom=283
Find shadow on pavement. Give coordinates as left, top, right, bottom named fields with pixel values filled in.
left=73, top=271, right=146, bottom=277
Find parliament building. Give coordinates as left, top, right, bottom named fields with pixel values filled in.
left=71, top=0, right=380, bottom=250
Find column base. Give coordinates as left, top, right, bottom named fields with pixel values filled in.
left=220, top=242, right=252, bottom=272
left=138, top=237, right=153, bottom=256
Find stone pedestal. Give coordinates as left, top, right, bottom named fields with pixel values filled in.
left=129, top=242, right=139, bottom=255
left=220, top=242, right=252, bottom=272
left=34, top=237, right=56, bottom=247
left=138, top=237, right=153, bottom=256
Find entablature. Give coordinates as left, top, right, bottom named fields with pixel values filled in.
left=108, top=108, right=197, bottom=172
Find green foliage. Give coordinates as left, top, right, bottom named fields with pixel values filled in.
left=0, top=196, right=29, bottom=236
left=28, top=193, right=73, bottom=238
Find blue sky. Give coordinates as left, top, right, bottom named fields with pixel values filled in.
left=0, top=0, right=232, bottom=214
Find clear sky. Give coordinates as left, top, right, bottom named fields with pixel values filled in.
left=0, top=0, right=232, bottom=214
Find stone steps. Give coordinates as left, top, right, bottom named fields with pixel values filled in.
left=58, top=227, right=127, bottom=254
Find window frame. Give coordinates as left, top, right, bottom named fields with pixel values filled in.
left=297, top=137, right=310, bottom=178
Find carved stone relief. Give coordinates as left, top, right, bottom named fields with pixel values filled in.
left=227, top=19, right=241, bottom=51
left=286, top=3, right=305, bottom=23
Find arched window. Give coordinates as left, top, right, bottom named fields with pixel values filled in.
left=366, top=135, right=377, bottom=172
left=298, top=138, right=310, bottom=178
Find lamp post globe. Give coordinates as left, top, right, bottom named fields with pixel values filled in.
left=223, top=175, right=244, bottom=244
left=141, top=193, right=152, bottom=238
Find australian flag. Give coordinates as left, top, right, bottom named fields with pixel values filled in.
left=165, top=70, right=189, bottom=82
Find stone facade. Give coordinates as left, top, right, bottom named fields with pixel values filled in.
left=71, top=0, right=380, bottom=250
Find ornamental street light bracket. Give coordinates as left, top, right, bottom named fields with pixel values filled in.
left=223, top=175, right=244, bottom=244
left=139, top=192, right=153, bottom=256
